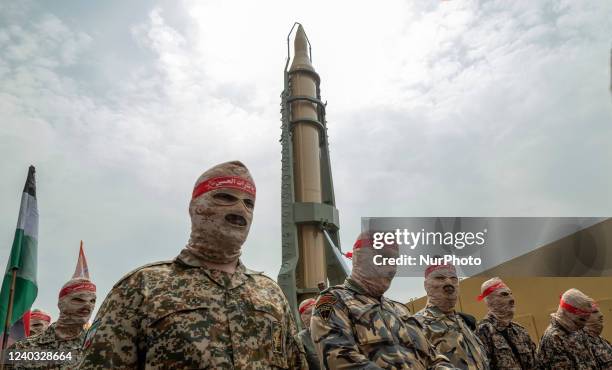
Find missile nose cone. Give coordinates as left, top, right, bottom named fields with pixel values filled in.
left=290, top=24, right=314, bottom=72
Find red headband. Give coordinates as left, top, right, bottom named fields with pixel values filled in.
left=59, top=282, right=96, bottom=299
left=30, top=312, right=51, bottom=323
left=353, top=237, right=373, bottom=250
left=425, top=264, right=456, bottom=279
left=477, top=281, right=508, bottom=301
left=559, top=298, right=593, bottom=317
left=192, top=176, right=256, bottom=200
left=299, top=299, right=316, bottom=314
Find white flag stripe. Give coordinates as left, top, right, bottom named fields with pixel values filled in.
left=15, top=193, right=38, bottom=238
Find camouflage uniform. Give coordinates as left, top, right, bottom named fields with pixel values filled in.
left=8, top=322, right=86, bottom=369
left=311, top=278, right=455, bottom=369
left=537, top=316, right=599, bottom=370
left=296, top=328, right=320, bottom=370
left=414, top=305, right=488, bottom=370
left=476, top=314, right=537, bottom=370
left=578, top=330, right=612, bottom=370
left=77, top=250, right=306, bottom=369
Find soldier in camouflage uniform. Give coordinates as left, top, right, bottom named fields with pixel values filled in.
left=579, top=304, right=612, bottom=369
left=311, top=234, right=456, bottom=369
left=475, top=277, right=537, bottom=370
left=8, top=278, right=96, bottom=369
left=78, top=161, right=306, bottom=369
left=28, top=309, right=52, bottom=337
left=414, top=262, right=488, bottom=370
left=537, top=288, right=599, bottom=369
left=295, top=298, right=320, bottom=370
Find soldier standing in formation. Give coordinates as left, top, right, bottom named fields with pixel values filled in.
left=27, top=309, right=52, bottom=337
left=9, top=278, right=96, bottom=369
left=580, top=303, right=612, bottom=369
left=475, top=277, right=537, bottom=370
left=414, top=262, right=489, bottom=370
left=537, top=288, right=598, bottom=369
left=296, top=298, right=320, bottom=370
left=77, top=161, right=306, bottom=369
left=311, top=234, right=455, bottom=369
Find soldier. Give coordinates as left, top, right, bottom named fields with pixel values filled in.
left=414, top=261, right=488, bottom=370
left=78, top=161, right=306, bottom=369
left=537, top=288, right=598, bottom=369
left=295, top=298, right=320, bottom=370
left=28, top=309, right=52, bottom=337
left=9, top=278, right=96, bottom=369
left=475, top=277, right=537, bottom=370
left=311, top=234, right=455, bottom=369
left=580, top=304, right=612, bottom=369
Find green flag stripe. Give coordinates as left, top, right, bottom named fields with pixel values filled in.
left=0, top=278, right=37, bottom=330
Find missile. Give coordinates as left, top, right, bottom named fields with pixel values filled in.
left=289, top=25, right=327, bottom=291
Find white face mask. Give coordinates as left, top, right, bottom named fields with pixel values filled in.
left=58, top=290, right=96, bottom=327
left=425, top=270, right=459, bottom=313
left=185, top=162, right=256, bottom=264
left=486, top=287, right=515, bottom=326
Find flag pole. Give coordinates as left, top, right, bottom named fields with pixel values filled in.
left=0, top=268, right=18, bottom=369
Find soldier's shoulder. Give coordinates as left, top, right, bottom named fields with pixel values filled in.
left=509, top=320, right=530, bottom=333
left=10, top=337, right=34, bottom=350
left=246, top=270, right=284, bottom=293
left=387, top=299, right=412, bottom=316
left=413, top=306, right=429, bottom=321
left=476, top=317, right=495, bottom=330
left=112, top=260, right=175, bottom=289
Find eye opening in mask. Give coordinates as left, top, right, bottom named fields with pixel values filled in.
left=211, top=191, right=254, bottom=211
left=212, top=192, right=240, bottom=205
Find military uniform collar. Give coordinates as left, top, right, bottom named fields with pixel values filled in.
left=34, top=322, right=58, bottom=345
left=344, top=278, right=393, bottom=306
left=550, top=315, right=571, bottom=335
left=344, top=278, right=367, bottom=295
left=175, top=250, right=252, bottom=289
left=425, top=303, right=456, bottom=319
left=485, top=312, right=512, bottom=331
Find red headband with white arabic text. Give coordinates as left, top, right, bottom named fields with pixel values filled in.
left=30, top=311, right=51, bottom=323
left=192, top=176, right=256, bottom=200
left=59, top=281, right=96, bottom=299
left=477, top=281, right=509, bottom=301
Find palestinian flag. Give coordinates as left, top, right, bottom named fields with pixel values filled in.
left=72, top=240, right=90, bottom=279
left=0, top=166, right=38, bottom=345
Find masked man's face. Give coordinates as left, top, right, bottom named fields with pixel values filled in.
left=59, top=291, right=96, bottom=326
left=189, top=187, right=254, bottom=263
left=29, top=319, right=50, bottom=336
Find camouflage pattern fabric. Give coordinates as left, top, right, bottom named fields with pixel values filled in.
left=536, top=316, right=599, bottom=370
left=311, top=278, right=456, bottom=370
left=296, top=328, right=320, bottom=370
left=476, top=313, right=537, bottom=370
left=414, top=305, right=488, bottom=370
left=77, top=251, right=306, bottom=369
left=8, top=322, right=86, bottom=370
left=578, top=330, right=612, bottom=370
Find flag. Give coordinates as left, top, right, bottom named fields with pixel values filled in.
left=0, top=166, right=39, bottom=346
left=72, top=240, right=90, bottom=279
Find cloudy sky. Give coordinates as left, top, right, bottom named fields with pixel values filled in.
left=1, top=0, right=611, bottom=320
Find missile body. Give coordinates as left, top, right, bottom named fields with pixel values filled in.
left=289, top=25, right=327, bottom=290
